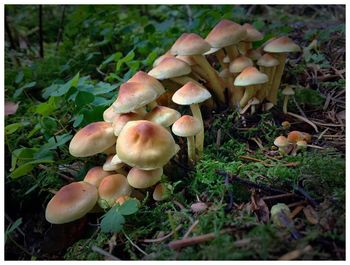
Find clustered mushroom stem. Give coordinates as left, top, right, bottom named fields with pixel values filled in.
left=171, top=76, right=203, bottom=87
left=267, top=53, right=287, bottom=104
left=191, top=54, right=226, bottom=105
left=190, top=103, right=204, bottom=158
left=256, top=67, right=270, bottom=101
left=133, top=107, right=147, bottom=116
left=230, top=73, right=244, bottom=107
left=192, top=65, right=209, bottom=80
left=187, top=135, right=196, bottom=163
left=266, top=66, right=277, bottom=100
left=225, top=45, right=239, bottom=61
left=214, top=49, right=228, bottom=69
left=147, top=101, right=158, bottom=111
left=240, top=85, right=257, bottom=108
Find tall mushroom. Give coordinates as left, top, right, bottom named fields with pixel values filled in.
left=263, top=36, right=301, bottom=104
left=172, top=82, right=212, bottom=157
left=239, top=23, right=264, bottom=54
left=144, top=106, right=181, bottom=129
left=256, top=53, right=279, bottom=101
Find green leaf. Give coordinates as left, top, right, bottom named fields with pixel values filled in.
left=75, top=91, right=95, bottom=108
left=15, top=71, right=24, bottom=84
left=100, top=207, right=125, bottom=233
left=117, top=198, right=139, bottom=215
left=11, top=147, right=38, bottom=171
left=35, top=97, right=59, bottom=116
left=5, top=123, right=22, bottom=135
left=5, top=218, right=22, bottom=241
left=73, top=114, right=84, bottom=128
left=93, top=82, right=118, bottom=95
left=14, top=82, right=36, bottom=98
left=10, top=159, right=53, bottom=179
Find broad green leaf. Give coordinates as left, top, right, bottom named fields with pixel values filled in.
left=117, top=199, right=139, bottom=216
left=71, top=72, right=80, bottom=88
left=10, top=159, right=53, bottom=179
left=14, top=82, right=36, bottom=98
left=15, top=71, right=24, bottom=84
left=35, top=97, right=59, bottom=116
left=5, top=123, right=22, bottom=135
left=5, top=218, right=22, bottom=241
left=11, top=147, right=38, bottom=171
left=73, top=114, right=84, bottom=128
left=75, top=91, right=95, bottom=108
left=100, top=207, right=125, bottom=233
left=93, top=82, right=118, bottom=95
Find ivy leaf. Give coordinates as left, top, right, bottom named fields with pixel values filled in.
left=117, top=198, right=139, bottom=215
left=100, top=206, right=125, bottom=233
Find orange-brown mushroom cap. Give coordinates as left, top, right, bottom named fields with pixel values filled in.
left=117, top=120, right=176, bottom=170
left=172, top=81, right=211, bottom=105
left=170, top=33, right=211, bottom=56
left=234, top=66, right=268, bottom=86
left=127, top=167, right=163, bottom=189
left=45, top=181, right=98, bottom=224
left=144, top=106, right=181, bottom=127
left=148, top=57, right=191, bottom=80
left=83, top=167, right=111, bottom=188
left=69, top=122, right=116, bottom=157
left=172, top=115, right=201, bottom=137
left=264, top=36, right=301, bottom=53
left=128, top=71, right=165, bottom=97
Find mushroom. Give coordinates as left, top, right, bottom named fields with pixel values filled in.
left=263, top=36, right=301, bottom=104
left=103, top=105, right=120, bottom=123
left=83, top=166, right=111, bottom=188
left=45, top=181, right=98, bottom=224
left=153, top=50, right=174, bottom=67
left=282, top=85, right=295, bottom=113
left=98, top=174, right=132, bottom=209
left=127, top=71, right=166, bottom=110
left=238, top=23, right=264, bottom=54
left=144, top=106, right=181, bottom=129
left=127, top=167, right=163, bottom=189
left=69, top=121, right=116, bottom=157
left=256, top=53, right=279, bottom=101
left=112, top=112, right=143, bottom=137
left=228, top=55, right=253, bottom=107
left=234, top=66, right=268, bottom=109
left=270, top=203, right=291, bottom=228
left=116, top=120, right=177, bottom=170
left=205, top=19, right=247, bottom=62
left=274, top=135, right=289, bottom=155
left=204, top=47, right=227, bottom=70
left=172, top=82, right=212, bottom=157
left=170, top=33, right=226, bottom=105
left=172, top=115, right=202, bottom=163
left=148, top=57, right=201, bottom=87
left=153, top=182, right=169, bottom=201
left=176, top=55, right=208, bottom=81
left=281, top=121, right=291, bottom=130
left=245, top=48, right=262, bottom=62
left=115, top=195, right=131, bottom=206
left=287, top=130, right=304, bottom=144
left=112, top=82, right=157, bottom=115
left=102, top=144, right=116, bottom=155
left=291, top=140, right=307, bottom=156
left=102, top=155, right=125, bottom=173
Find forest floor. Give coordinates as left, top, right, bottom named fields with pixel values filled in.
left=4, top=5, right=345, bottom=260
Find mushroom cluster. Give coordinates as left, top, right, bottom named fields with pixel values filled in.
left=274, top=130, right=311, bottom=156
left=45, top=18, right=302, bottom=225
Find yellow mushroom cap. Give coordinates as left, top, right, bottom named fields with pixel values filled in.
left=103, top=105, right=120, bottom=122
left=69, top=122, right=116, bottom=157
left=117, top=120, right=176, bottom=170
left=264, top=36, right=301, bottom=53
left=112, top=82, right=157, bottom=114
left=148, top=57, right=191, bottom=80
left=172, top=81, right=211, bottom=105
left=112, top=112, right=143, bottom=136
left=287, top=131, right=304, bottom=143
left=45, top=181, right=98, bottom=224
left=206, top=19, right=247, bottom=48
left=242, top=23, right=264, bottom=42
left=128, top=71, right=165, bottom=97
left=127, top=167, right=163, bottom=189
left=274, top=135, right=289, bottom=148
left=144, top=106, right=181, bottom=127
left=83, top=167, right=111, bottom=188
left=170, top=33, right=211, bottom=56
left=234, top=66, right=268, bottom=87
left=229, top=56, right=253, bottom=73
left=153, top=183, right=169, bottom=201
left=98, top=174, right=132, bottom=208
left=172, top=115, right=201, bottom=137
left=257, top=53, right=280, bottom=67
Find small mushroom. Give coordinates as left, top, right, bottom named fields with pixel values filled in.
left=274, top=135, right=289, bottom=155
left=172, top=115, right=201, bottom=163
left=282, top=86, right=295, bottom=113
left=153, top=182, right=170, bottom=201
left=69, top=122, right=116, bottom=157
left=45, top=181, right=98, bottom=224
left=98, top=174, right=132, bottom=209
left=83, top=166, right=111, bottom=188
left=270, top=203, right=291, bottom=228
left=103, top=105, right=120, bottom=122
left=144, top=106, right=181, bottom=129
left=172, top=82, right=212, bottom=158
left=127, top=167, right=163, bottom=189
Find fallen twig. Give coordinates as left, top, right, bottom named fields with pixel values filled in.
left=91, top=245, right=120, bottom=260
left=182, top=220, right=199, bottom=239
left=142, top=225, right=183, bottom=243
left=286, top=112, right=318, bottom=132
left=123, top=231, right=148, bottom=256
left=278, top=245, right=312, bottom=260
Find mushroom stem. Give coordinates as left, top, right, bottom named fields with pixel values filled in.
left=239, top=85, right=258, bottom=108
left=256, top=67, right=271, bottom=101
left=214, top=49, right=228, bottom=69
left=187, top=135, right=196, bottom=163
left=229, top=73, right=244, bottom=107
left=192, top=65, right=209, bottom=80
left=190, top=103, right=204, bottom=158
left=225, top=45, right=240, bottom=61
left=171, top=76, right=202, bottom=87
left=282, top=95, right=290, bottom=114
left=191, top=54, right=226, bottom=105
left=133, top=107, right=147, bottom=116
left=147, top=101, right=158, bottom=111
left=267, top=53, right=287, bottom=104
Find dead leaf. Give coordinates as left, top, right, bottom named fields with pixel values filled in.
left=303, top=205, right=319, bottom=224
left=5, top=101, right=19, bottom=116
